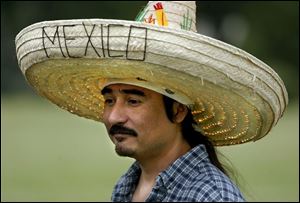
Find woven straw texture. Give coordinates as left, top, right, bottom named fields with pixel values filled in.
left=15, top=2, right=288, bottom=146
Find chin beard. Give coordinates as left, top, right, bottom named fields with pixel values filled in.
left=115, top=144, right=135, bottom=157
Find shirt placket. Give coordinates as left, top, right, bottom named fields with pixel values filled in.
left=145, top=176, right=168, bottom=202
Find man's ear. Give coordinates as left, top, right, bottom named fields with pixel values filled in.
left=172, top=102, right=188, bottom=123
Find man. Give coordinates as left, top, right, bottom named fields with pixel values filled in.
left=16, top=1, right=288, bottom=202
left=101, top=83, right=244, bottom=201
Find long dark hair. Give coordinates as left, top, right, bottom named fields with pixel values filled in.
left=163, top=96, right=229, bottom=176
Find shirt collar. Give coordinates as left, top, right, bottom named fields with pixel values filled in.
left=116, top=144, right=209, bottom=199
left=117, top=161, right=140, bottom=197
left=157, top=144, right=209, bottom=189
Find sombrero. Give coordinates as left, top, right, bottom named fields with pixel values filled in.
left=15, top=1, right=288, bottom=146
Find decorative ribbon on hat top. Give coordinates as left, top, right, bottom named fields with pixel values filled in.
left=15, top=1, right=288, bottom=146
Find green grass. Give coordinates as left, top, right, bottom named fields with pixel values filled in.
left=1, top=95, right=299, bottom=201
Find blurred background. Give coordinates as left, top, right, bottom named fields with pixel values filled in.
left=1, top=1, right=299, bottom=202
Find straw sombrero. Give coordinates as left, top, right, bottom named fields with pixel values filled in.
left=15, top=1, right=288, bottom=146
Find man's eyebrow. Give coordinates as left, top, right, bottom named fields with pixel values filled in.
left=101, top=87, right=112, bottom=95
left=121, top=89, right=145, bottom=97
left=101, top=87, right=145, bottom=97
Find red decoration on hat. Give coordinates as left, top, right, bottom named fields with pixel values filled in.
left=154, top=2, right=163, bottom=10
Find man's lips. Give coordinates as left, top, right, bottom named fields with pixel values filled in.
left=112, top=134, right=133, bottom=142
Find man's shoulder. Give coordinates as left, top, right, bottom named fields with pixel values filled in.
left=182, top=162, right=246, bottom=201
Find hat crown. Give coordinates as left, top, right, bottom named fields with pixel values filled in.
left=135, top=1, right=197, bottom=32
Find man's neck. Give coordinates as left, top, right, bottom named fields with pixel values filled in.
left=132, top=137, right=191, bottom=202
left=138, top=136, right=191, bottom=184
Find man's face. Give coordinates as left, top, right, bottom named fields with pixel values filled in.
left=101, top=84, right=176, bottom=160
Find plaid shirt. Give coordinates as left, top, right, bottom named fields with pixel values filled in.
left=111, top=144, right=245, bottom=202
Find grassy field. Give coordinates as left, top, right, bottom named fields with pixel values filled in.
left=1, top=94, right=299, bottom=202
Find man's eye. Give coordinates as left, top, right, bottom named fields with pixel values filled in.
left=128, top=99, right=141, bottom=106
left=104, top=99, right=114, bottom=105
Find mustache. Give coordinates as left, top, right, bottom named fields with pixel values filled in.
left=109, top=124, right=138, bottom=137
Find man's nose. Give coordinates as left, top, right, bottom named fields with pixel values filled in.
left=107, top=101, right=128, bottom=125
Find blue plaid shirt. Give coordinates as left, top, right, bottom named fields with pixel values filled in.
left=111, top=144, right=245, bottom=202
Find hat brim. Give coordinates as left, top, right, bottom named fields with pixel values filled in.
left=16, top=19, right=288, bottom=146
